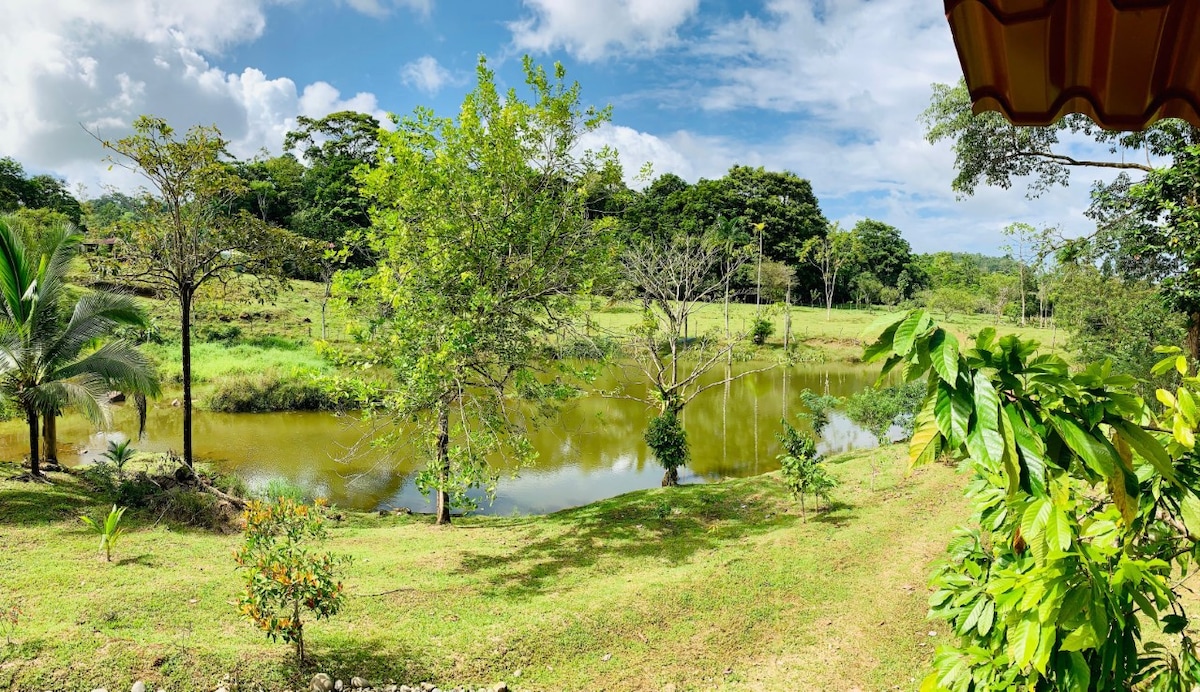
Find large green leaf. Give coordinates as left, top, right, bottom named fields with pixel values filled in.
left=1006, top=404, right=1047, bottom=497
left=863, top=320, right=899, bottom=364
left=910, top=391, right=942, bottom=467
left=1047, top=414, right=1116, bottom=479
left=1104, top=417, right=1171, bottom=482
left=1009, top=614, right=1042, bottom=669
left=929, top=329, right=960, bottom=385
left=892, top=309, right=930, bottom=357
left=935, top=383, right=970, bottom=447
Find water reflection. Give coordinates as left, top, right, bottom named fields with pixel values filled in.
left=0, top=362, right=885, bottom=514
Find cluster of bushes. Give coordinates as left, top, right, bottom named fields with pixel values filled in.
left=81, top=455, right=250, bottom=531
left=202, top=369, right=383, bottom=413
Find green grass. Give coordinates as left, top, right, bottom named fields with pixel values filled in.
left=0, top=447, right=969, bottom=691
left=587, top=299, right=1064, bottom=362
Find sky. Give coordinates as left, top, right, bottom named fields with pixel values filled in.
left=0, top=0, right=1124, bottom=254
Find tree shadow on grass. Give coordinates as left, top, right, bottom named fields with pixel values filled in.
left=264, top=634, right=432, bottom=689
left=807, top=499, right=857, bottom=527
left=454, top=479, right=841, bottom=598
left=0, top=473, right=97, bottom=525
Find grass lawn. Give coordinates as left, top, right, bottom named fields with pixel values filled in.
left=0, top=447, right=968, bottom=691
left=586, top=299, right=1062, bottom=362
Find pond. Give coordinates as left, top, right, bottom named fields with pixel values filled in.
left=0, top=362, right=884, bottom=514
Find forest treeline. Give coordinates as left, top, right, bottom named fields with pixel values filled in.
left=0, top=107, right=1179, bottom=382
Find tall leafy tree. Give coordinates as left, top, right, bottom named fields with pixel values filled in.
left=0, top=215, right=159, bottom=477
left=96, top=115, right=294, bottom=468
left=284, top=111, right=380, bottom=245
left=848, top=218, right=914, bottom=293
left=922, top=80, right=1200, bottom=358
left=799, top=222, right=855, bottom=319
left=356, top=56, right=621, bottom=524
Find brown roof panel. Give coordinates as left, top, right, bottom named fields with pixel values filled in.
left=945, top=0, right=1200, bottom=130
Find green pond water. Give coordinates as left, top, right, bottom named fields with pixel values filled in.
left=0, top=362, right=884, bottom=514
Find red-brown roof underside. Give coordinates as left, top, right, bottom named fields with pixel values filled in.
left=945, top=0, right=1200, bottom=130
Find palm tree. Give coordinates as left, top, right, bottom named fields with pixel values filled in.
left=703, top=215, right=752, bottom=345
left=0, top=215, right=160, bottom=477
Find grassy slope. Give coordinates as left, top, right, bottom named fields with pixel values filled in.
left=0, top=448, right=968, bottom=691
left=137, top=278, right=1064, bottom=398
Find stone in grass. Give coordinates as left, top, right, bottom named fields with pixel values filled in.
left=493, top=684, right=510, bottom=692
left=311, top=673, right=335, bottom=692
left=132, top=683, right=146, bottom=692
left=334, top=680, right=344, bottom=692
left=351, top=677, right=368, bottom=689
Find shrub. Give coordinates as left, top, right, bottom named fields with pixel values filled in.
left=751, top=317, right=775, bottom=345
left=775, top=418, right=836, bottom=520
left=798, top=388, right=840, bottom=432
left=203, top=371, right=336, bottom=413
left=261, top=478, right=307, bottom=504
left=234, top=498, right=347, bottom=662
left=645, top=411, right=689, bottom=487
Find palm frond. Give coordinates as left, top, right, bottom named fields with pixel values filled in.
left=51, top=341, right=161, bottom=398
left=40, top=291, right=148, bottom=368
left=31, top=375, right=111, bottom=427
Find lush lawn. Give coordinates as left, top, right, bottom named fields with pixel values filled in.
left=0, top=447, right=969, bottom=691
left=587, top=299, right=1063, bottom=362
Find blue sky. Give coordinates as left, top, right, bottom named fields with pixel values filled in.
left=0, top=0, right=1122, bottom=253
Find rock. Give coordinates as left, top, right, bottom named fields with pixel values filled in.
left=91, top=688, right=108, bottom=692
left=421, top=684, right=434, bottom=692
left=384, top=686, right=397, bottom=692
left=131, top=682, right=146, bottom=692
left=171, top=398, right=180, bottom=407
left=335, top=680, right=344, bottom=691
left=351, top=678, right=368, bottom=689
left=493, top=684, right=509, bottom=692
left=216, top=688, right=229, bottom=692
left=311, top=673, right=335, bottom=692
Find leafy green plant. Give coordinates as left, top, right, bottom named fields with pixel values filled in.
left=843, top=380, right=925, bottom=488
left=79, top=505, right=128, bottom=562
left=867, top=308, right=1200, bottom=691
left=234, top=497, right=347, bottom=663
left=798, top=388, right=840, bottom=432
left=102, top=439, right=136, bottom=477
left=751, top=316, right=775, bottom=345
left=645, top=411, right=689, bottom=487
left=775, top=418, right=836, bottom=520
left=261, top=478, right=307, bottom=504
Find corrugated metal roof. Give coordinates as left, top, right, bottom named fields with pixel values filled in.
left=945, top=0, right=1200, bottom=130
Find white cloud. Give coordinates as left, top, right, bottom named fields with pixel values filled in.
left=509, top=0, right=699, bottom=62
left=401, top=55, right=458, bottom=95
left=338, top=0, right=431, bottom=19
left=0, top=0, right=388, bottom=195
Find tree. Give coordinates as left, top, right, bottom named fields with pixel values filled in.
left=284, top=111, right=380, bottom=247
left=799, top=222, right=855, bottom=319
left=869, top=310, right=1200, bottom=690
left=849, top=219, right=913, bottom=291
left=922, top=80, right=1200, bottom=358
left=356, top=56, right=620, bottom=524
left=616, top=234, right=768, bottom=485
left=703, top=214, right=752, bottom=346
left=96, top=115, right=294, bottom=468
left=0, top=216, right=159, bottom=477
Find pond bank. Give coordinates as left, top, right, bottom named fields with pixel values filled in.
left=0, top=446, right=967, bottom=691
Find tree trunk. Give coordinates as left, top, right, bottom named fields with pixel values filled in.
left=784, top=281, right=792, bottom=351
left=44, top=411, right=57, bottom=464
left=662, top=466, right=679, bottom=487
left=181, top=289, right=194, bottom=468
left=1188, top=312, right=1200, bottom=367
left=25, top=404, right=40, bottom=477
left=434, top=402, right=452, bottom=525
